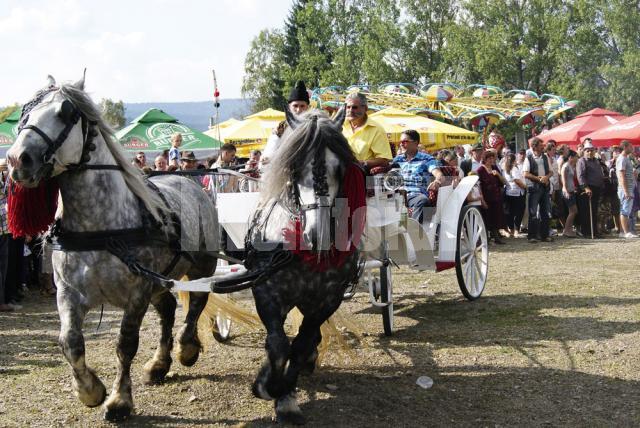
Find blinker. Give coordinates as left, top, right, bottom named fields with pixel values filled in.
left=57, top=100, right=76, bottom=124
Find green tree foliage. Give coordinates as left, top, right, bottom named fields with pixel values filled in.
left=241, top=29, right=287, bottom=112
left=100, top=98, right=126, bottom=129
left=283, top=0, right=310, bottom=69
left=242, top=0, right=640, bottom=114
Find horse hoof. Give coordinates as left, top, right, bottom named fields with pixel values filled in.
left=176, top=341, right=200, bottom=367
left=103, top=394, right=133, bottom=422
left=103, top=404, right=132, bottom=422
left=300, top=360, right=317, bottom=376
left=276, top=410, right=306, bottom=425
left=275, top=394, right=305, bottom=425
left=252, top=380, right=273, bottom=400
left=74, top=375, right=107, bottom=408
left=142, top=359, right=171, bottom=385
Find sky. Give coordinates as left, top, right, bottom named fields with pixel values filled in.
left=0, top=0, right=292, bottom=105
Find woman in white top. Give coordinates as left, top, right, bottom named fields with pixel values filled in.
left=502, top=153, right=527, bottom=237
left=560, top=151, right=578, bottom=237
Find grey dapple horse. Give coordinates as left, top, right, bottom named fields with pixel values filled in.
left=246, top=109, right=364, bottom=424
left=7, top=76, right=218, bottom=421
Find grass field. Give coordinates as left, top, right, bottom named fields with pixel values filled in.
left=0, top=236, right=638, bottom=427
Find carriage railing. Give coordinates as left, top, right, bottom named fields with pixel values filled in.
left=149, top=167, right=263, bottom=198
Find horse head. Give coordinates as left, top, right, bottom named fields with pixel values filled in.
left=256, top=108, right=356, bottom=250
left=8, top=72, right=91, bottom=187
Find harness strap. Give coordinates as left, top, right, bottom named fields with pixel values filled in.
left=105, top=239, right=174, bottom=289
left=66, top=164, right=124, bottom=172
left=211, top=249, right=294, bottom=294
left=20, top=125, right=55, bottom=146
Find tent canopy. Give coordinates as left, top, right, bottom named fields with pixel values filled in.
left=369, top=108, right=478, bottom=149
left=218, top=108, right=285, bottom=157
left=581, top=112, right=640, bottom=147
left=115, top=108, right=222, bottom=156
left=0, top=107, right=22, bottom=152
left=536, top=108, right=626, bottom=147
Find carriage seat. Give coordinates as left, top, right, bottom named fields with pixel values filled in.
left=424, top=166, right=461, bottom=207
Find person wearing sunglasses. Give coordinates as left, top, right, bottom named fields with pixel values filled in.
left=342, top=92, right=392, bottom=171
left=392, top=130, right=444, bottom=223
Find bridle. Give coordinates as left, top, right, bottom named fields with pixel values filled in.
left=252, top=122, right=334, bottom=248
left=17, top=86, right=122, bottom=179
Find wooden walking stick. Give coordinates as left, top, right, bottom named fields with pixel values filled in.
left=589, top=194, right=594, bottom=239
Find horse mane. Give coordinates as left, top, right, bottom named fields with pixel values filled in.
left=57, top=83, right=165, bottom=221
left=261, top=109, right=356, bottom=203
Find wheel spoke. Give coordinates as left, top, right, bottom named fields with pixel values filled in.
left=465, top=220, right=474, bottom=248
left=464, top=255, right=473, bottom=286
left=467, top=213, right=476, bottom=241
left=469, top=258, right=476, bottom=291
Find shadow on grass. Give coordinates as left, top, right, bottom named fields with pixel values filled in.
left=382, top=292, right=640, bottom=346
left=289, top=364, right=640, bottom=427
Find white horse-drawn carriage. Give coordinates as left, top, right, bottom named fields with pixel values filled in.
left=174, top=167, right=489, bottom=337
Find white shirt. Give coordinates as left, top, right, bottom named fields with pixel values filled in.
left=547, top=154, right=560, bottom=192
left=502, top=165, right=525, bottom=196
left=522, top=153, right=547, bottom=187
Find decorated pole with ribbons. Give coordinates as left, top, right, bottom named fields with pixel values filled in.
left=211, top=69, right=221, bottom=141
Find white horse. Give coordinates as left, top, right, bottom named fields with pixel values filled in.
left=7, top=75, right=218, bottom=421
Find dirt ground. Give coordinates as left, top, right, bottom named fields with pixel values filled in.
left=1, top=236, right=639, bottom=427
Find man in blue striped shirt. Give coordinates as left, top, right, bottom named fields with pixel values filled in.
left=393, top=130, right=444, bottom=223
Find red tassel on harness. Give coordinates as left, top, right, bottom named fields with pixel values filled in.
left=7, top=178, right=59, bottom=238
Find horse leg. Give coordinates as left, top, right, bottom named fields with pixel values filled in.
left=103, top=301, right=148, bottom=422
left=251, top=290, right=290, bottom=402
left=276, top=302, right=341, bottom=425
left=58, top=292, right=107, bottom=407
left=176, top=291, right=209, bottom=367
left=142, top=290, right=176, bottom=385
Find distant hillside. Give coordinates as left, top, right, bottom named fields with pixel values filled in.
left=124, top=99, right=254, bottom=131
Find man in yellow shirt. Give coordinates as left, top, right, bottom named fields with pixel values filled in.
left=342, top=92, right=392, bottom=169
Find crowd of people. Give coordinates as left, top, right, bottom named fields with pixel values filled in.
left=392, top=132, right=640, bottom=245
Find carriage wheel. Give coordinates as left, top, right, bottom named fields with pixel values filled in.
left=379, top=263, right=394, bottom=336
left=455, top=205, right=488, bottom=300
left=212, top=313, right=232, bottom=342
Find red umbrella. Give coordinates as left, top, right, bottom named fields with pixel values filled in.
left=533, top=108, right=626, bottom=147
left=581, top=112, right=640, bottom=147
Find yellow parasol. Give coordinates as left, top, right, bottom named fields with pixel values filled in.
left=204, top=118, right=240, bottom=141
left=221, top=108, right=285, bottom=157
left=369, top=108, right=478, bottom=150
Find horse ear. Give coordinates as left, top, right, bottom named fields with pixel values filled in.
left=285, top=105, right=300, bottom=130
left=74, top=68, right=87, bottom=90
left=57, top=100, right=76, bottom=123
left=331, top=106, right=346, bottom=129
left=46, top=75, right=56, bottom=88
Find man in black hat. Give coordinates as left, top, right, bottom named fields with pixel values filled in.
left=180, top=150, right=198, bottom=170
left=461, top=141, right=484, bottom=176
left=261, top=80, right=310, bottom=164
